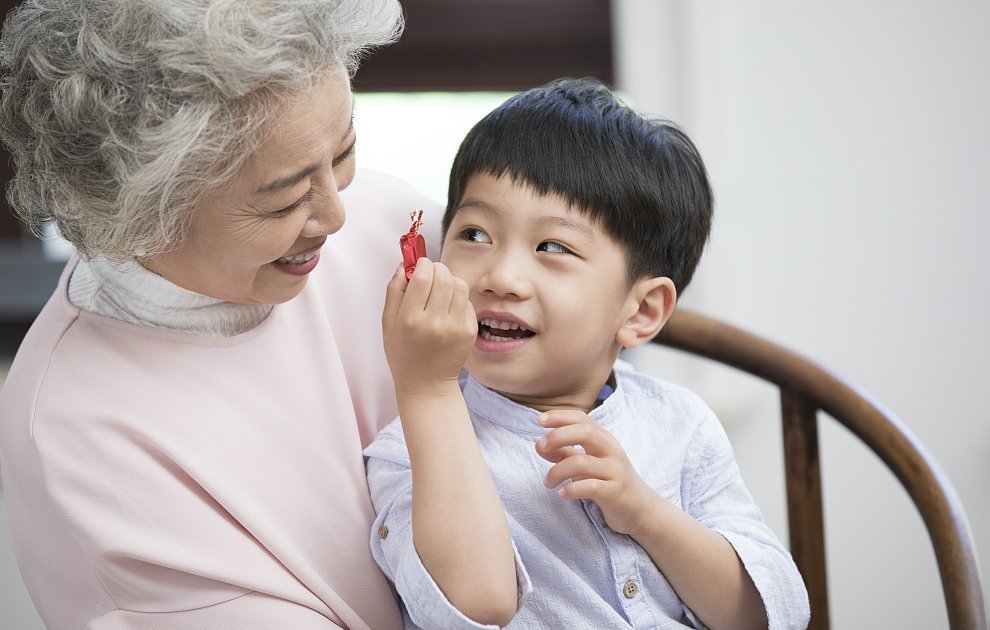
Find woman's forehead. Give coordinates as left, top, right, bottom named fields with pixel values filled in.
left=245, top=72, right=354, bottom=188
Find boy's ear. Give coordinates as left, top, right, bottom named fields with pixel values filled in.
left=616, top=276, right=677, bottom=350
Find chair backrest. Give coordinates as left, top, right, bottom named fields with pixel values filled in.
left=652, top=309, right=987, bottom=630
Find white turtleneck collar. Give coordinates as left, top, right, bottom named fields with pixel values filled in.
left=67, top=257, right=273, bottom=337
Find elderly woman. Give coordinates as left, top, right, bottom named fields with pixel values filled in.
left=0, top=1, right=439, bottom=628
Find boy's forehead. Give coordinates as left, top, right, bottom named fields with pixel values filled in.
left=459, top=176, right=596, bottom=224
left=458, top=172, right=591, bottom=216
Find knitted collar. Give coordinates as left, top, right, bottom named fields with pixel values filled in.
left=67, top=257, right=273, bottom=338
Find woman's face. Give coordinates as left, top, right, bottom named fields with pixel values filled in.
left=144, top=70, right=356, bottom=304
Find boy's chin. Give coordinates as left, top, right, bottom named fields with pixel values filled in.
left=465, top=365, right=525, bottom=397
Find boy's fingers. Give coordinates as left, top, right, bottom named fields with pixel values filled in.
left=557, top=478, right=608, bottom=501
left=543, top=454, right=609, bottom=489
left=537, top=423, right=612, bottom=458
left=400, top=258, right=435, bottom=314
left=425, top=262, right=455, bottom=315
left=463, top=297, right=479, bottom=337
left=450, top=275, right=470, bottom=315
left=383, top=263, right=408, bottom=324
left=537, top=409, right=595, bottom=429
left=535, top=444, right=582, bottom=464
left=450, top=276, right=479, bottom=337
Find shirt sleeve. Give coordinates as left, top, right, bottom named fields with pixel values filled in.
left=364, top=421, right=532, bottom=630
left=681, top=408, right=811, bottom=630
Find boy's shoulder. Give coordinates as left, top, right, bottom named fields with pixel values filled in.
left=612, top=365, right=731, bottom=454
left=614, top=362, right=712, bottom=413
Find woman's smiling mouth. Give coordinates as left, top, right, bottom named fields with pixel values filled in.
left=273, top=239, right=325, bottom=276
left=277, top=251, right=317, bottom=265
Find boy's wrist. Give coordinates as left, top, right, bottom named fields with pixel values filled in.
left=627, top=489, right=675, bottom=544
left=385, top=346, right=467, bottom=392
left=394, top=377, right=464, bottom=406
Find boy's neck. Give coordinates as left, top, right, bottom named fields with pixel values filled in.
left=493, top=371, right=617, bottom=414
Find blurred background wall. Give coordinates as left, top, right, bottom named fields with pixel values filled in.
left=614, top=1, right=989, bottom=629
left=2, top=1, right=988, bottom=628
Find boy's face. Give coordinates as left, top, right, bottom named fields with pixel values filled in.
left=441, top=173, right=642, bottom=411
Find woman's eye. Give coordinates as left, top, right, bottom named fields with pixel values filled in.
left=537, top=241, right=571, bottom=254
left=461, top=227, right=491, bottom=243
left=270, top=189, right=314, bottom=218
left=332, top=142, right=356, bottom=167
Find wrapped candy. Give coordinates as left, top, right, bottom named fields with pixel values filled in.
left=400, top=209, right=427, bottom=280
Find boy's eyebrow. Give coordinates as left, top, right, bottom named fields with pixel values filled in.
left=456, top=198, right=595, bottom=242
left=537, top=216, right=595, bottom=242
left=455, top=198, right=498, bottom=214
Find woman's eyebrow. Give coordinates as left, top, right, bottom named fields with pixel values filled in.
left=255, top=163, right=321, bottom=196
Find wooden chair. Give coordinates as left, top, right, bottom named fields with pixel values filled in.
left=651, top=309, right=988, bottom=630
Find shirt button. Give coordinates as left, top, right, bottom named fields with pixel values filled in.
left=623, top=580, right=638, bottom=598
left=377, top=525, right=389, bottom=540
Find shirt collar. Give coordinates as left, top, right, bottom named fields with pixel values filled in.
left=461, top=371, right=626, bottom=436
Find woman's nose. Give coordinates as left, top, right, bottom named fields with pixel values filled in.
left=301, top=175, right=345, bottom=237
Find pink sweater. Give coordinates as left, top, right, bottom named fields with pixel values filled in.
left=0, top=170, right=440, bottom=629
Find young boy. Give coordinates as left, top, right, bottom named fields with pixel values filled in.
left=365, top=78, right=810, bottom=629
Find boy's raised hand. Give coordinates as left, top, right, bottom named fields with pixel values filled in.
left=381, top=260, right=519, bottom=624
left=536, top=409, right=661, bottom=539
left=382, top=258, right=478, bottom=397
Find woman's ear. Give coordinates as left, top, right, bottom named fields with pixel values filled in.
left=615, top=276, right=677, bottom=350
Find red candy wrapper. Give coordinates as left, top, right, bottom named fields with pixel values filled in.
left=400, top=209, right=427, bottom=280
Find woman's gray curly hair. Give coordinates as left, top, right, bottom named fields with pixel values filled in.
left=0, top=0, right=402, bottom=260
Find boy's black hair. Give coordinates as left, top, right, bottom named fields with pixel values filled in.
left=443, top=77, right=713, bottom=292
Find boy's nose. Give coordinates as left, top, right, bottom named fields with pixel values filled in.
left=479, top=254, right=533, bottom=300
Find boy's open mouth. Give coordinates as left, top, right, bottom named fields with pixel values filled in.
left=478, top=318, right=536, bottom=342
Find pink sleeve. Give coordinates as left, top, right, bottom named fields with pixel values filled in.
left=86, top=591, right=344, bottom=629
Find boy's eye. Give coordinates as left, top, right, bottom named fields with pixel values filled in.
left=537, top=241, right=572, bottom=254
left=461, top=227, right=491, bottom=243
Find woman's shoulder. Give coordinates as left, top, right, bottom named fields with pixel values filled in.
left=341, top=169, right=441, bottom=219
left=0, top=265, right=82, bottom=435
left=338, top=169, right=444, bottom=252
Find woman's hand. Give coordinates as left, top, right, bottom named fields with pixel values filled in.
left=382, top=259, right=477, bottom=397
left=535, top=409, right=662, bottom=538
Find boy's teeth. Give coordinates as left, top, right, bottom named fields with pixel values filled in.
left=479, top=317, right=528, bottom=332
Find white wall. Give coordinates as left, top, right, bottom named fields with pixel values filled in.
left=615, top=1, right=990, bottom=628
